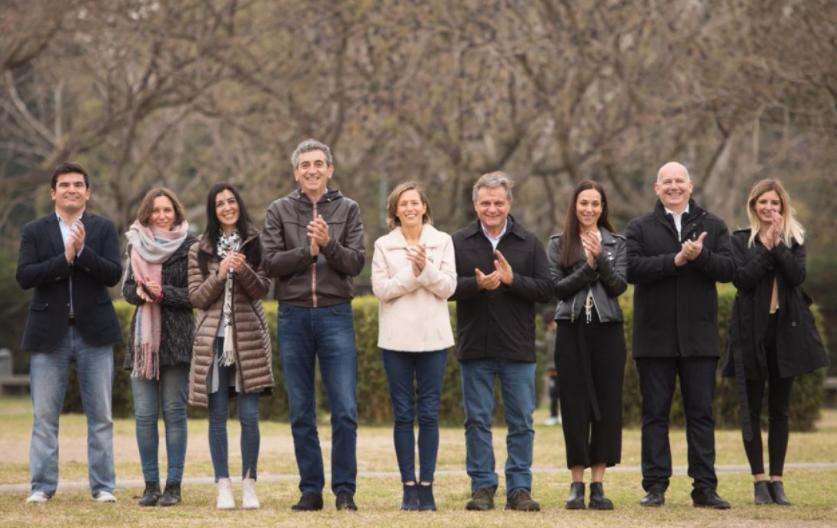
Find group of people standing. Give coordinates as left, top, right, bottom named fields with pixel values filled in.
left=16, top=139, right=827, bottom=513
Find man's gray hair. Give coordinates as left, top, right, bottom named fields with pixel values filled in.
left=291, top=138, right=333, bottom=167
left=472, top=171, right=514, bottom=202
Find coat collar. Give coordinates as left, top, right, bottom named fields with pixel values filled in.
left=462, top=215, right=526, bottom=241
left=198, top=225, right=260, bottom=255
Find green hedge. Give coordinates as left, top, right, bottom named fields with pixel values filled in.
left=63, top=287, right=825, bottom=431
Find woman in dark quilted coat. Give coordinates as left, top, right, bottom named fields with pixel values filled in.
left=724, top=179, right=828, bottom=506
left=123, top=188, right=196, bottom=507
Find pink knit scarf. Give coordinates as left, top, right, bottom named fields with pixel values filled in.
left=126, top=220, right=189, bottom=379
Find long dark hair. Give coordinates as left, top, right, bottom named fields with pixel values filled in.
left=198, top=182, right=262, bottom=276
left=558, top=179, right=613, bottom=269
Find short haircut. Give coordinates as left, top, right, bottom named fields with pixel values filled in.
left=291, top=138, right=333, bottom=167
left=656, top=161, right=690, bottom=182
left=472, top=171, right=514, bottom=202
left=386, top=181, right=433, bottom=230
left=51, top=162, right=89, bottom=189
left=135, top=187, right=186, bottom=228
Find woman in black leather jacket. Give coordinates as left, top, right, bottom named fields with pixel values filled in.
left=723, top=179, right=828, bottom=506
left=546, top=180, right=627, bottom=510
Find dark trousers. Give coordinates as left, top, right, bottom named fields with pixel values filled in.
left=556, top=318, right=626, bottom=469
left=548, top=374, right=559, bottom=418
left=743, top=315, right=793, bottom=476
left=635, top=357, right=718, bottom=492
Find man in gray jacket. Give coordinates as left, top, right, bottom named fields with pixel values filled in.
left=261, top=139, right=365, bottom=512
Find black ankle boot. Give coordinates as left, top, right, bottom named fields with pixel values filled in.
left=753, top=481, right=772, bottom=505
left=401, top=484, right=419, bottom=511
left=418, top=483, right=436, bottom=511
left=158, top=481, right=181, bottom=506
left=768, top=481, right=791, bottom=506
left=138, top=481, right=161, bottom=506
left=565, top=482, right=585, bottom=510
left=589, top=481, right=614, bottom=510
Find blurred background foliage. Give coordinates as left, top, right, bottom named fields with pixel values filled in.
left=2, top=0, right=834, bottom=374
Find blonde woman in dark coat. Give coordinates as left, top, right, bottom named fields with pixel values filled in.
left=724, top=179, right=828, bottom=505
left=188, top=182, right=273, bottom=510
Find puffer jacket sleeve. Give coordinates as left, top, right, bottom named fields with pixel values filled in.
left=235, top=261, right=270, bottom=300
left=188, top=242, right=225, bottom=310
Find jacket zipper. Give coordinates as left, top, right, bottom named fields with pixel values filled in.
left=311, top=202, right=318, bottom=308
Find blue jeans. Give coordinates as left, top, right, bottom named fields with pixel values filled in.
left=208, top=338, right=261, bottom=480
left=460, top=359, right=536, bottom=497
left=131, top=365, right=188, bottom=483
left=29, top=326, right=114, bottom=497
left=279, top=302, right=358, bottom=495
left=381, top=349, right=447, bottom=484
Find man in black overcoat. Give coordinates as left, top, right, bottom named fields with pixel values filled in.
left=625, top=161, right=735, bottom=509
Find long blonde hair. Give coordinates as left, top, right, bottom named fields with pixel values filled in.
left=746, top=179, right=805, bottom=247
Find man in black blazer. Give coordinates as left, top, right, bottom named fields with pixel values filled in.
left=16, top=162, right=122, bottom=503
left=625, top=161, right=735, bottom=509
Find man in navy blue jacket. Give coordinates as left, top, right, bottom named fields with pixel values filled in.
left=16, top=162, right=122, bottom=504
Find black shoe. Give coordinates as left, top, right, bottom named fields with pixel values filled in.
left=335, top=491, right=358, bottom=511
left=137, top=481, right=161, bottom=507
left=157, top=481, right=181, bottom=507
left=401, top=484, right=419, bottom=511
left=768, top=481, right=791, bottom=506
left=505, top=488, right=540, bottom=511
left=418, top=483, right=436, bottom=511
left=291, top=492, right=323, bottom=511
left=640, top=489, right=665, bottom=507
left=589, top=482, right=614, bottom=510
left=565, top=482, right=585, bottom=510
left=465, top=486, right=495, bottom=511
left=754, top=481, right=772, bottom=505
left=691, top=488, right=731, bottom=509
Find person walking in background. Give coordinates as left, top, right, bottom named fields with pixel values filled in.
left=371, top=182, right=456, bottom=511
left=625, top=161, right=735, bottom=509
left=261, top=139, right=365, bottom=512
left=547, top=180, right=627, bottom=510
left=123, top=188, right=196, bottom=507
left=541, top=313, right=561, bottom=427
left=17, top=162, right=123, bottom=504
left=723, top=179, right=828, bottom=505
left=187, top=183, right=274, bottom=510
left=451, top=171, right=553, bottom=512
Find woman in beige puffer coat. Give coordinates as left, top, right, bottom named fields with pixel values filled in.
left=188, top=182, right=273, bottom=510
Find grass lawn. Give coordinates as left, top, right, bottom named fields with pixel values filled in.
left=1, top=395, right=836, bottom=527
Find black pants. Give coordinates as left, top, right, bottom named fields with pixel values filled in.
left=743, top=315, right=793, bottom=476
left=635, top=356, right=718, bottom=492
left=548, top=374, right=559, bottom=417
left=555, top=317, right=626, bottom=469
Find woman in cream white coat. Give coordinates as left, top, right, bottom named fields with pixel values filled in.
left=371, top=181, right=457, bottom=511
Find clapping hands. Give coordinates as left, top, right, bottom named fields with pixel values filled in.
left=476, top=249, right=514, bottom=290
left=674, top=232, right=707, bottom=266
left=406, top=244, right=427, bottom=276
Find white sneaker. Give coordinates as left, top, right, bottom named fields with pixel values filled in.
left=93, top=491, right=117, bottom=503
left=241, top=478, right=260, bottom=509
left=545, top=416, right=560, bottom=426
left=26, top=491, right=49, bottom=503
left=216, top=478, right=235, bottom=510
